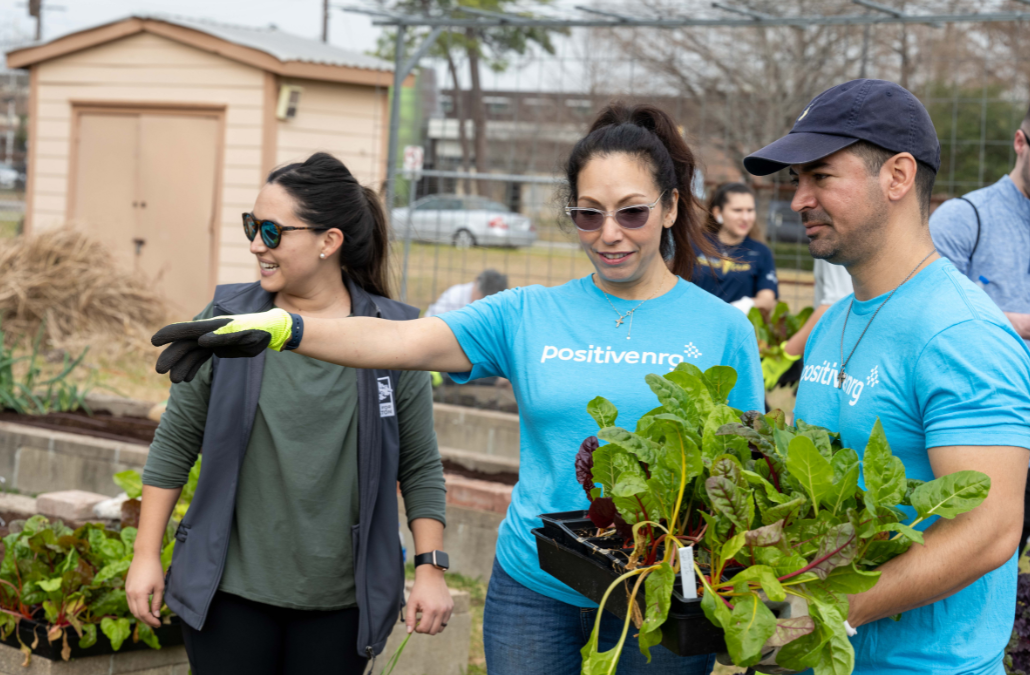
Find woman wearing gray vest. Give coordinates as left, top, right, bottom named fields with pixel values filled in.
left=125, top=153, right=451, bottom=674
left=149, top=105, right=765, bottom=675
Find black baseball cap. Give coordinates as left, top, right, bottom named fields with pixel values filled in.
left=744, top=79, right=941, bottom=176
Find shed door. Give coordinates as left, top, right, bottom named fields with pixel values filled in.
left=73, top=114, right=138, bottom=268
left=73, top=111, right=219, bottom=318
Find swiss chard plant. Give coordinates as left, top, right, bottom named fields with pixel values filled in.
left=0, top=515, right=167, bottom=663
left=114, top=456, right=201, bottom=571
left=748, top=302, right=813, bottom=363
left=576, top=364, right=991, bottom=675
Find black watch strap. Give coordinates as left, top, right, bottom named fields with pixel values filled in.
left=414, top=550, right=449, bottom=570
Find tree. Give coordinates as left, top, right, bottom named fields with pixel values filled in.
left=375, top=0, right=563, bottom=194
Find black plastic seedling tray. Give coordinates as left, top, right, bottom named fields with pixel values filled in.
left=535, top=510, right=781, bottom=657
left=0, top=616, right=183, bottom=661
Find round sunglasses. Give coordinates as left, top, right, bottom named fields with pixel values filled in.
left=242, top=213, right=324, bottom=248
left=565, top=192, right=665, bottom=232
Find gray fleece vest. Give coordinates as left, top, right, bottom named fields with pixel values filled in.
left=163, top=280, right=419, bottom=660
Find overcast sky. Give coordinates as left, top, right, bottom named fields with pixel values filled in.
left=0, top=0, right=382, bottom=55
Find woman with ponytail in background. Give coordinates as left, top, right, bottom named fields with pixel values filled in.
left=147, top=107, right=764, bottom=673
left=126, top=153, right=451, bottom=674
left=693, top=182, right=779, bottom=314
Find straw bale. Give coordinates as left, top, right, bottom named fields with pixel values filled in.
left=0, top=229, right=167, bottom=353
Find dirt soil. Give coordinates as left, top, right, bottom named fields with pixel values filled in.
left=441, top=459, right=518, bottom=486
left=0, top=410, right=156, bottom=445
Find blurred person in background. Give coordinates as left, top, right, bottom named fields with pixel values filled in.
left=930, top=103, right=1030, bottom=551
left=930, top=103, right=1030, bottom=347
left=692, top=182, right=779, bottom=313
left=424, top=268, right=508, bottom=317
left=125, top=153, right=451, bottom=675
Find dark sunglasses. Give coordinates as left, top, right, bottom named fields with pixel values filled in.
left=564, top=192, right=665, bottom=232
left=243, top=213, right=324, bottom=248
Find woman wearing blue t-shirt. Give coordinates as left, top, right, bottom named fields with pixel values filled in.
left=692, top=182, right=779, bottom=313
left=149, top=104, right=764, bottom=674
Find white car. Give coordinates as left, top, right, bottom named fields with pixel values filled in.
left=0, top=163, right=23, bottom=190
left=391, top=194, right=536, bottom=248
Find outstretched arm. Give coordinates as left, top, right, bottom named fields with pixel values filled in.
left=153, top=310, right=473, bottom=382
left=295, top=315, right=472, bottom=372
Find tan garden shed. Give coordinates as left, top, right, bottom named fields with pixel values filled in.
left=6, top=14, right=403, bottom=317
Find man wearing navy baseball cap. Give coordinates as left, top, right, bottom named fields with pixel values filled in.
left=744, top=79, right=1030, bottom=674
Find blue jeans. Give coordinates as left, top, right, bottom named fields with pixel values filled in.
left=483, top=557, right=716, bottom=675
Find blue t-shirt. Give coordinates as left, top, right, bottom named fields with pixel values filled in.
left=692, top=236, right=779, bottom=304
left=930, top=175, right=1030, bottom=346
left=440, top=275, right=764, bottom=606
left=794, top=258, right=1030, bottom=675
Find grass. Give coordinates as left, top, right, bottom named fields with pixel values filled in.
left=393, top=240, right=815, bottom=315
left=405, top=563, right=488, bottom=675
left=0, top=217, right=19, bottom=239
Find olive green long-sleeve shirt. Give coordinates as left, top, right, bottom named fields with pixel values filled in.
left=143, top=305, right=446, bottom=610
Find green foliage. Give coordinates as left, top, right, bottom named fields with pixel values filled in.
left=0, top=460, right=204, bottom=661
left=576, top=368, right=991, bottom=675
left=0, top=317, right=92, bottom=415
left=925, top=82, right=1024, bottom=194
left=748, top=302, right=813, bottom=362
left=0, top=515, right=166, bottom=660
left=116, top=457, right=202, bottom=571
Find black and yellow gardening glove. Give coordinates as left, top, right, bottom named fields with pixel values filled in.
left=152, top=308, right=303, bottom=383
left=761, top=343, right=802, bottom=391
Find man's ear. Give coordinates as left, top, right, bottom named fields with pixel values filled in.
left=1016, top=128, right=1030, bottom=156
left=883, top=152, right=918, bottom=205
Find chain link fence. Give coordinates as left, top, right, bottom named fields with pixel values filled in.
left=372, top=2, right=1029, bottom=315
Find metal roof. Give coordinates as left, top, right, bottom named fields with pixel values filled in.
left=33, top=13, right=395, bottom=72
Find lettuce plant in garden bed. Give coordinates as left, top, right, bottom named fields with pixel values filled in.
left=0, top=515, right=177, bottom=663
left=560, top=363, right=991, bottom=675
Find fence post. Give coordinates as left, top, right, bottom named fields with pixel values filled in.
left=383, top=26, right=407, bottom=219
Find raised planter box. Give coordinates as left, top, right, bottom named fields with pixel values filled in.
left=0, top=617, right=183, bottom=661
left=534, top=510, right=783, bottom=657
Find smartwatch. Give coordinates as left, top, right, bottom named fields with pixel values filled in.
left=414, top=550, right=450, bottom=571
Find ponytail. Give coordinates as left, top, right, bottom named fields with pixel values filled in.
left=564, top=103, right=717, bottom=279
left=268, top=153, right=392, bottom=298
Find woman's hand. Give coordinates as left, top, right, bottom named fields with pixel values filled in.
left=126, top=554, right=166, bottom=628
left=406, top=567, right=454, bottom=635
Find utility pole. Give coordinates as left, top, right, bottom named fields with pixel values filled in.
left=322, top=0, right=329, bottom=42
left=28, top=0, right=42, bottom=41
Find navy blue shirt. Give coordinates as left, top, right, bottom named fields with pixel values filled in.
left=691, top=236, right=778, bottom=303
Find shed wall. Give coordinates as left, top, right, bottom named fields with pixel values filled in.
left=275, top=78, right=389, bottom=191
left=30, top=31, right=265, bottom=287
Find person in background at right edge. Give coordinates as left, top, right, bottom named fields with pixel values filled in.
left=930, top=103, right=1030, bottom=347
left=745, top=78, right=1030, bottom=675
left=930, top=103, right=1030, bottom=554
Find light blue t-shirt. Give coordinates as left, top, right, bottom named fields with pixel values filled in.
left=930, top=175, right=1030, bottom=345
left=795, top=258, right=1030, bottom=675
left=441, top=275, right=764, bottom=606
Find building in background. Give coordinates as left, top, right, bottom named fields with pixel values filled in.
left=6, top=14, right=406, bottom=317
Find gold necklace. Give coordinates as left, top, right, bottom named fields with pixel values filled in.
left=599, top=276, right=666, bottom=340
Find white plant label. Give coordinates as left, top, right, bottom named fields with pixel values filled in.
left=679, top=545, right=697, bottom=600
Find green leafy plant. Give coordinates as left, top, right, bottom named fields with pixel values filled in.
left=114, top=457, right=201, bottom=570
left=0, top=515, right=165, bottom=662
left=0, top=317, right=92, bottom=415
left=575, top=365, right=990, bottom=675
left=748, top=302, right=813, bottom=362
